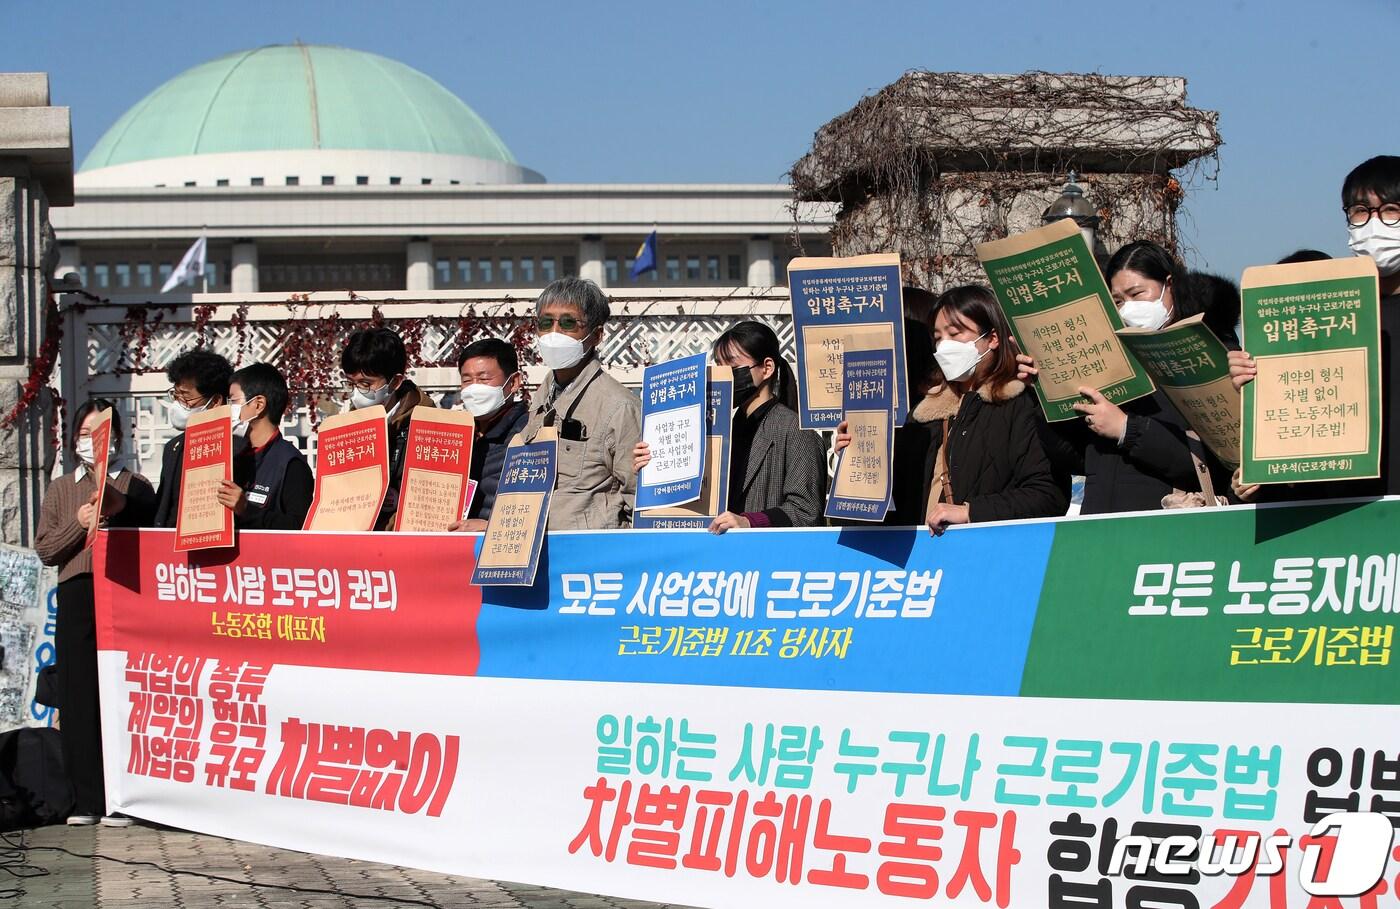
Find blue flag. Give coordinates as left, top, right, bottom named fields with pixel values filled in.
left=629, top=230, right=658, bottom=279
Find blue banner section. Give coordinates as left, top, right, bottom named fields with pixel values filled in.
left=637, top=353, right=708, bottom=509
left=475, top=522, right=1056, bottom=695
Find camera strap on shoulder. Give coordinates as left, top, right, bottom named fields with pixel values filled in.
left=542, top=365, right=603, bottom=430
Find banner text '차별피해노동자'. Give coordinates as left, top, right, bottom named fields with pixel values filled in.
left=92, top=497, right=1400, bottom=907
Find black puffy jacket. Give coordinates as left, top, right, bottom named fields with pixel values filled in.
left=918, top=380, right=1069, bottom=523
left=1041, top=390, right=1233, bottom=515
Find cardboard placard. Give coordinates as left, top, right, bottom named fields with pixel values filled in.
left=303, top=406, right=391, bottom=531
left=825, top=349, right=895, bottom=522
left=637, top=353, right=708, bottom=510
left=635, top=365, right=734, bottom=529
left=1240, top=256, right=1383, bottom=485
left=977, top=218, right=1155, bottom=421
left=788, top=254, right=909, bottom=429
left=1117, top=315, right=1241, bottom=469
left=175, top=405, right=235, bottom=551
left=471, top=427, right=557, bottom=587
left=84, top=407, right=114, bottom=549
left=394, top=406, right=476, bottom=533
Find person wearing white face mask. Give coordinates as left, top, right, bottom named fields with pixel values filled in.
left=36, top=400, right=156, bottom=827
left=634, top=320, right=828, bottom=532
left=1230, top=155, right=1400, bottom=500
left=340, top=327, right=436, bottom=530
left=1018, top=240, right=1240, bottom=514
left=153, top=348, right=233, bottom=528
left=445, top=338, right=529, bottom=532
left=837, top=287, right=1067, bottom=536
left=522, top=277, right=641, bottom=529
left=213, top=363, right=313, bottom=529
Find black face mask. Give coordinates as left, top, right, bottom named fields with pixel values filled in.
left=731, top=365, right=757, bottom=408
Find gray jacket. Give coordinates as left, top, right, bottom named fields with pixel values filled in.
left=524, top=357, right=641, bottom=529
left=734, top=402, right=828, bottom=527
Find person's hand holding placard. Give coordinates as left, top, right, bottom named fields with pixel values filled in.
left=978, top=219, right=1155, bottom=421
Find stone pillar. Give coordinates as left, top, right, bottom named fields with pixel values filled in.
left=791, top=72, right=1222, bottom=291
left=0, top=73, right=72, bottom=545
left=578, top=236, right=606, bottom=287
left=405, top=238, right=434, bottom=291
left=231, top=240, right=259, bottom=293
left=746, top=236, right=775, bottom=287
left=55, top=242, right=80, bottom=282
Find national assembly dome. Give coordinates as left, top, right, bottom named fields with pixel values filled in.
left=76, top=43, right=544, bottom=188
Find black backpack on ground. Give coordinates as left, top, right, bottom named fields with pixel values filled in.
left=0, top=727, right=73, bottom=829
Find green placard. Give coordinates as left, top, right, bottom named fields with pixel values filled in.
left=976, top=218, right=1155, bottom=421
left=1117, top=314, right=1241, bottom=468
left=1240, top=257, right=1382, bottom=485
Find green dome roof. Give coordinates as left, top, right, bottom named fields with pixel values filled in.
left=80, top=44, right=518, bottom=171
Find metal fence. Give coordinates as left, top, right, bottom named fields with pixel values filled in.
left=56, top=287, right=796, bottom=481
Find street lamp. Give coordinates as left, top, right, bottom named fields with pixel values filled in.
left=1042, top=172, right=1101, bottom=254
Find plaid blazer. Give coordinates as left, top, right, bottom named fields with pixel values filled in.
left=733, top=402, right=828, bottom=527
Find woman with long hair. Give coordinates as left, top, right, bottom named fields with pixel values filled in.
left=838, top=285, right=1068, bottom=534
left=634, top=320, right=827, bottom=532
left=35, top=400, right=156, bottom=826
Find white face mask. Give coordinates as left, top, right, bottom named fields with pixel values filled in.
left=1118, top=284, right=1172, bottom=331
left=458, top=378, right=514, bottom=418
left=1349, top=219, right=1400, bottom=277
left=75, top=437, right=96, bottom=465
left=350, top=382, right=393, bottom=411
left=537, top=331, right=589, bottom=371
left=229, top=401, right=254, bottom=438
left=934, top=333, right=988, bottom=382
left=167, top=397, right=207, bottom=431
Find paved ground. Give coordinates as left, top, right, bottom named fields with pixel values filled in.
left=9, top=822, right=687, bottom=909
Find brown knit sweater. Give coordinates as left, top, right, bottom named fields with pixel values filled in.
left=34, top=467, right=157, bottom=582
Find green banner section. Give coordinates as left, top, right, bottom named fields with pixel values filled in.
left=1021, top=497, right=1400, bottom=705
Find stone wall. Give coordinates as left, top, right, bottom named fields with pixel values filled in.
left=0, top=74, right=72, bottom=545
left=791, top=72, right=1222, bottom=292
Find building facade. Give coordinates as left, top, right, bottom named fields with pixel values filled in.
left=51, top=43, right=833, bottom=297
left=46, top=44, right=832, bottom=483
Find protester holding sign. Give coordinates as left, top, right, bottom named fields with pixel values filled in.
left=216, top=363, right=313, bottom=529
left=522, top=278, right=640, bottom=530
left=341, top=328, right=435, bottom=530
left=837, top=288, right=1066, bottom=535
left=1020, top=241, right=1239, bottom=513
left=1231, top=155, right=1400, bottom=501
left=636, top=320, right=826, bottom=533
left=35, top=400, right=155, bottom=827
left=152, top=348, right=232, bottom=527
left=447, top=338, right=529, bottom=532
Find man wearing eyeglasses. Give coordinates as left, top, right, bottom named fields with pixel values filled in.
left=152, top=348, right=234, bottom=527
left=340, top=327, right=436, bottom=531
left=1231, top=155, right=1400, bottom=498
left=521, top=277, right=641, bottom=529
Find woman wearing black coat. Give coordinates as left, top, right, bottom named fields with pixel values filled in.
left=838, top=285, right=1068, bottom=534
left=1019, top=241, right=1239, bottom=514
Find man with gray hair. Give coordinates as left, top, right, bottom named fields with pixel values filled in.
left=522, top=277, right=641, bottom=528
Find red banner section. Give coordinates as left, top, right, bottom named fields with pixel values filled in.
left=94, top=529, right=480, bottom=676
